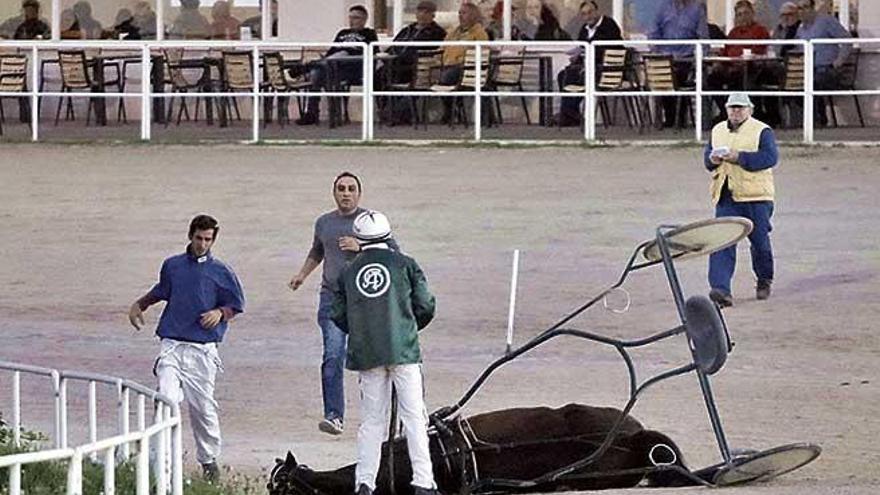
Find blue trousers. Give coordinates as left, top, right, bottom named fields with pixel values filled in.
left=317, top=290, right=347, bottom=421
left=708, top=196, right=775, bottom=295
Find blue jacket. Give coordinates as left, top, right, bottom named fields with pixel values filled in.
left=147, top=249, right=245, bottom=343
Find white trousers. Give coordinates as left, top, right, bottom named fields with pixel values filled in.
left=356, top=364, right=436, bottom=491
left=155, top=339, right=222, bottom=465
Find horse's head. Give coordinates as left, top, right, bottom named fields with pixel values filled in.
left=625, top=430, right=698, bottom=487
left=268, top=451, right=324, bottom=495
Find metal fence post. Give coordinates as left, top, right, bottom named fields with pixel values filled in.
left=67, top=449, right=83, bottom=495
left=141, top=44, right=151, bottom=141
left=804, top=41, right=814, bottom=144
left=172, top=404, right=183, bottom=495
left=364, top=43, right=373, bottom=141
left=59, top=376, right=68, bottom=449
left=695, top=41, right=703, bottom=143
left=31, top=46, right=40, bottom=142
left=136, top=435, right=149, bottom=495
left=474, top=43, right=482, bottom=142
left=252, top=44, right=261, bottom=143
left=104, top=447, right=116, bottom=495
left=88, top=381, right=97, bottom=461
left=12, top=370, right=21, bottom=447
left=584, top=42, right=594, bottom=142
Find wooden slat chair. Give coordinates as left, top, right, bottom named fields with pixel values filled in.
left=285, top=48, right=319, bottom=118
left=641, top=53, right=694, bottom=129
left=426, top=47, right=492, bottom=128
left=162, top=48, right=207, bottom=126
left=0, top=55, right=29, bottom=135
left=387, top=50, right=442, bottom=127
left=825, top=48, right=864, bottom=128
left=489, top=47, right=530, bottom=125
left=760, top=53, right=804, bottom=128
left=55, top=50, right=96, bottom=125
left=221, top=50, right=254, bottom=122
left=596, top=48, right=642, bottom=129
left=262, top=51, right=304, bottom=126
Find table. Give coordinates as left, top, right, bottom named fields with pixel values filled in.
left=703, top=55, right=783, bottom=89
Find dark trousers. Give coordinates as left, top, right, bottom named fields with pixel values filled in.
left=813, top=66, right=839, bottom=126
left=304, top=62, right=363, bottom=117
left=660, top=61, right=693, bottom=127
left=708, top=192, right=775, bottom=295
left=556, top=62, right=584, bottom=126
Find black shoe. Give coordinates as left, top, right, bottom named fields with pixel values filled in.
left=413, top=487, right=439, bottom=495
left=756, top=279, right=772, bottom=300
left=296, top=114, right=319, bottom=126
left=708, top=289, right=733, bottom=308
left=201, top=462, right=220, bottom=483
left=356, top=484, right=373, bottom=495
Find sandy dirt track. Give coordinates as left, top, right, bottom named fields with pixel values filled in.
left=0, top=144, right=878, bottom=494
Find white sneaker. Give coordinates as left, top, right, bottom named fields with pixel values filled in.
left=319, top=417, right=344, bottom=435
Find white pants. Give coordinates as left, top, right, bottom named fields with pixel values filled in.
left=356, top=364, right=436, bottom=491
left=155, top=339, right=222, bottom=465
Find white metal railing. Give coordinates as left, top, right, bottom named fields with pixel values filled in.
left=0, top=38, right=877, bottom=144
left=0, top=360, right=182, bottom=495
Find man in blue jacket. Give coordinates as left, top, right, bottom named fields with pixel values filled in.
left=129, top=214, right=245, bottom=482
left=704, top=93, right=778, bottom=308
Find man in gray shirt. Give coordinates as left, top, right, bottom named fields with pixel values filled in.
left=289, top=172, right=398, bottom=435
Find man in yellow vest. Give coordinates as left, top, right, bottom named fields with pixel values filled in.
left=704, top=93, right=778, bottom=308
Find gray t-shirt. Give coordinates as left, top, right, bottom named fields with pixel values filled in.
left=308, top=207, right=399, bottom=294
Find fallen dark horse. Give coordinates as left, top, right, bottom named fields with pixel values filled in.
left=269, top=403, right=707, bottom=495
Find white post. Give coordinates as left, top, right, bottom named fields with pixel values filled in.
left=725, top=0, right=734, bottom=34
left=172, top=406, right=183, bottom=495
left=695, top=41, right=703, bottom=143
left=51, top=0, right=60, bottom=40
left=156, top=0, right=165, bottom=41
left=12, top=370, right=21, bottom=446
left=393, top=0, right=404, bottom=41
left=59, top=377, right=68, bottom=449
left=156, top=405, right=168, bottom=495
left=141, top=44, right=151, bottom=141
left=10, top=464, right=21, bottom=495
left=31, top=46, right=40, bottom=142
left=502, top=0, right=511, bottom=40
left=137, top=394, right=146, bottom=431
left=252, top=45, right=261, bottom=143
left=363, top=43, right=372, bottom=141
left=838, top=0, right=849, bottom=30
left=136, top=436, right=150, bottom=495
left=118, top=384, right=131, bottom=460
left=474, top=44, right=482, bottom=142
left=582, top=43, right=596, bottom=141
left=505, top=249, right=520, bottom=353
left=52, top=370, right=61, bottom=448
left=104, top=447, right=116, bottom=495
left=612, top=0, right=623, bottom=31
left=804, top=41, right=813, bottom=143
left=67, top=450, right=83, bottom=495
left=88, top=381, right=97, bottom=461
left=262, top=0, right=272, bottom=39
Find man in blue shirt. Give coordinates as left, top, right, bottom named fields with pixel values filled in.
left=794, top=0, right=851, bottom=126
left=129, top=214, right=245, bottom=482
left=648, top=0, right=708, bottom=127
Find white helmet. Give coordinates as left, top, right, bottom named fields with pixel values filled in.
left=353, top=210, right=392, bottom=243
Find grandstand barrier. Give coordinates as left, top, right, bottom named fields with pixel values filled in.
left=0, top=38, right=877, bottom=144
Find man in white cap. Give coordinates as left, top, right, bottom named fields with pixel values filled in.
left=704, top=93, right=778, bottom=308
left=330, top=210, right=438, bottom=495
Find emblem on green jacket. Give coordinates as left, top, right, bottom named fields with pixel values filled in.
left=356, top=262, right=391, bottom=298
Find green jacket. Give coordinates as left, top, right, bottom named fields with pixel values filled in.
left=330, top=245, right=436, bottom=371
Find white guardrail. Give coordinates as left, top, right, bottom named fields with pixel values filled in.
left=0, top=361, right=183, bottom=495
left=0, top=37, right=877, bottom=143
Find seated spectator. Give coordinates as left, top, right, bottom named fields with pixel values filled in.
left=377, top=0, right=446, bottom=124
left=296, top=5, right=378, bottom=125
left=72, top=1, right=103, bottom=39
left=484, top=1, right=527, bottom=41
left=133, top=1, right=157, bottom=39
left=169, top=0, right=211, bottom=39
left=794, top=0, right=851, bottom=127
left=512, top=0, right=539, bottom=40
left=556, top=1, right=622, bottom=126
left=110, top=8, right=141, bottom=39
left=0, top=8, right=24, bottom=39
left=648, top=0, right=708, bottom=128
left=240, top=0, right=278, bottom=39
left=773, top=1, right=800, bottom=57
left=13, top=0, right=49, bottom=40
left=706, top=1, right=772, bottom=124
left=210, top=0, right=241, bottom=39
left=534, top=2, right=570, bottom=41
left=435, top=2, right=488, bottom=123
left=59, top=8, right=83, bottom=39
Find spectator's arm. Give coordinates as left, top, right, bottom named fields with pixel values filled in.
left=736, top=128, right=778, bottom=171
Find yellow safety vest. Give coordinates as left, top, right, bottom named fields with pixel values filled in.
left=709, top=117, right=775, bottom=204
